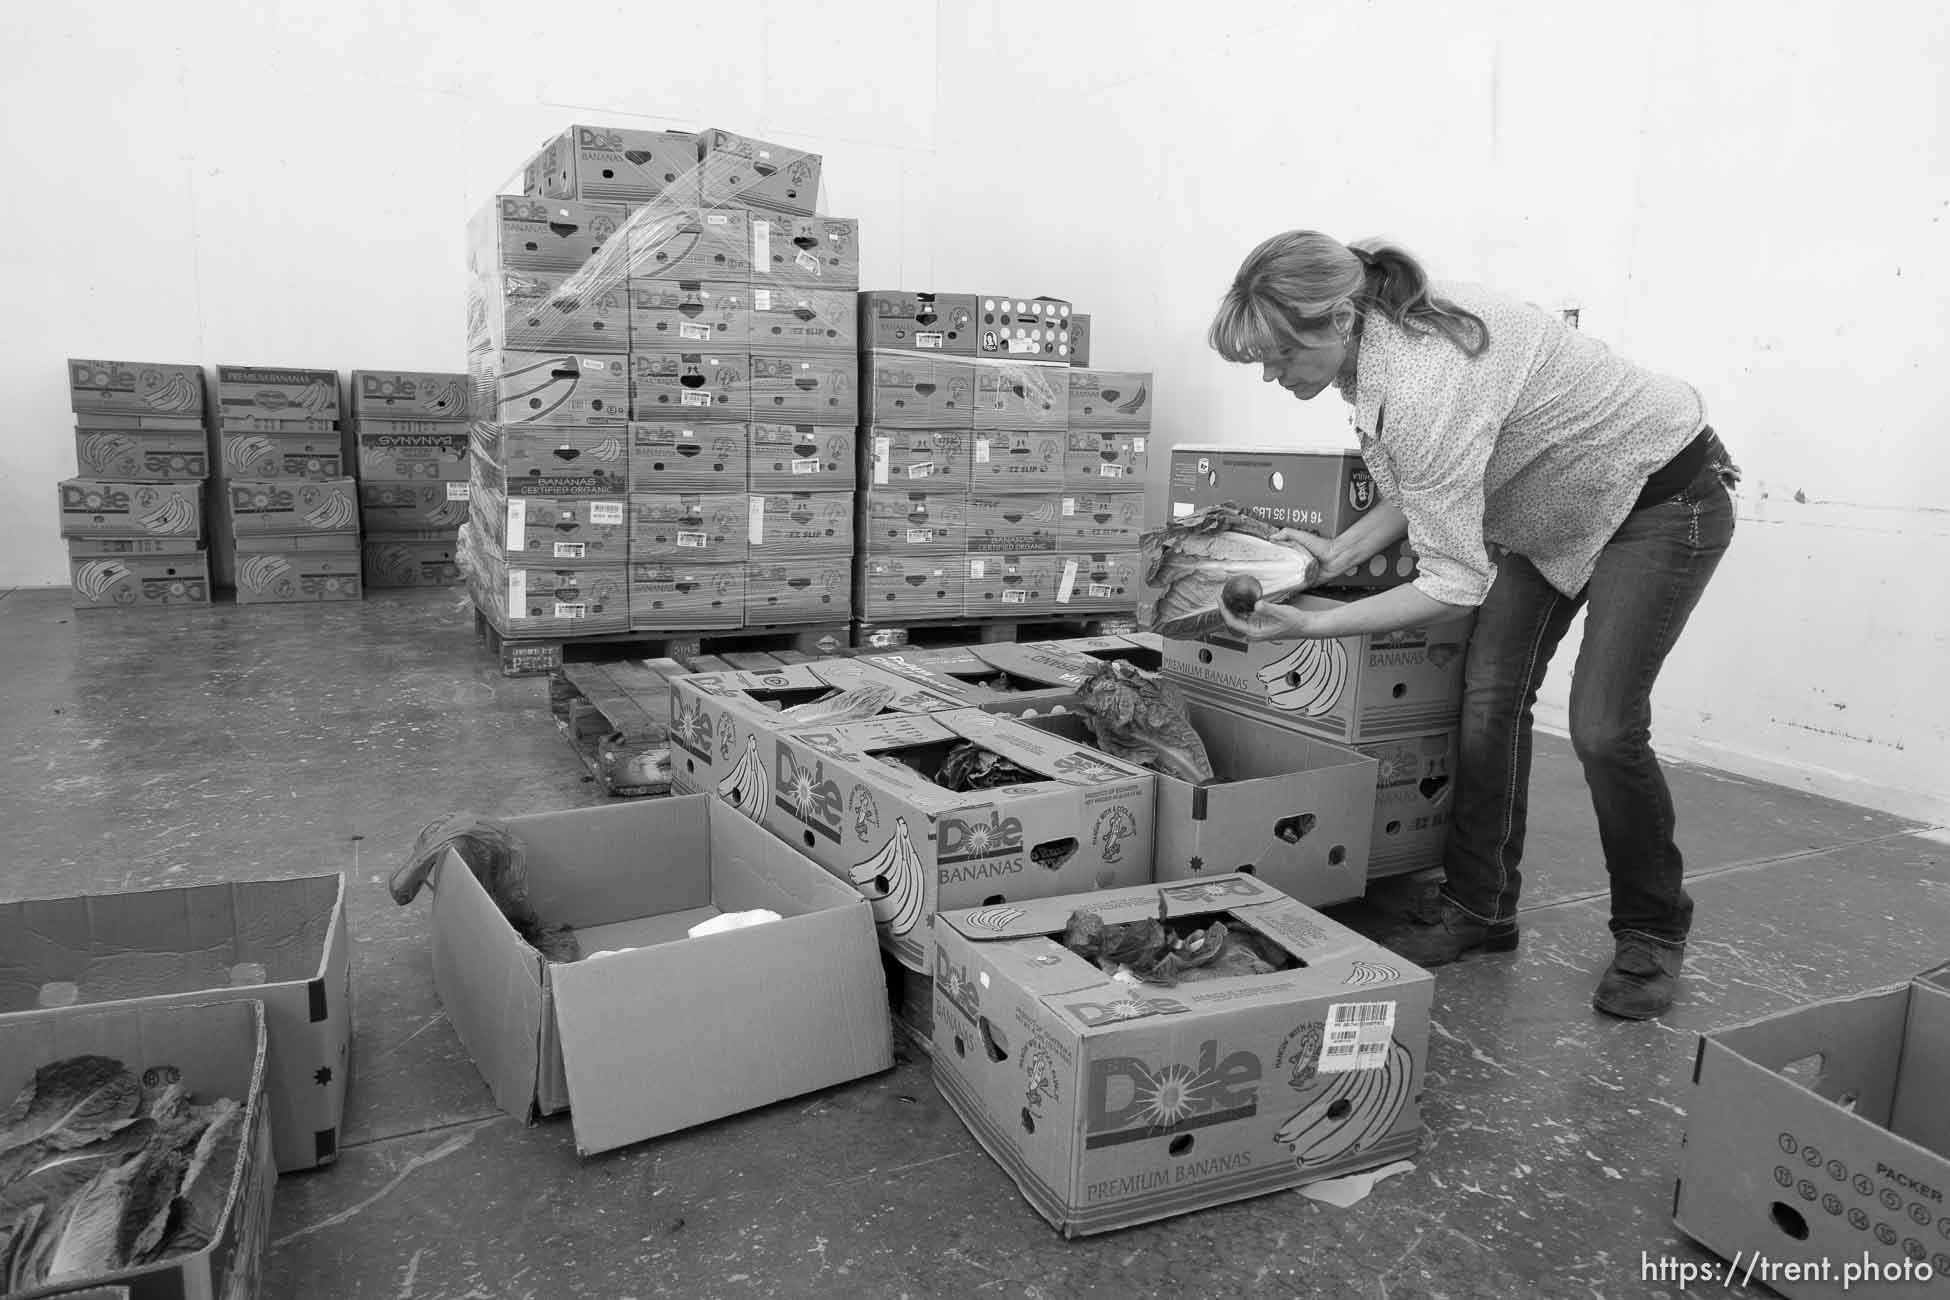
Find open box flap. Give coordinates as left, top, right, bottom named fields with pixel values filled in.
left=1707, top=983, right=1911, bottom=1127
left=939, top=874, right=1284, bottom=943
left=968, top=642, right=1096, bottom=689
left=1891, top=973, right=1950, bottom=1154
left=428, top=846, right=547, bottom=1122
left=809, top=658, right=968, bottom=712
left=935, top=709, right=1152, bottom=783
left=835, top=653, right=1005, bottom=703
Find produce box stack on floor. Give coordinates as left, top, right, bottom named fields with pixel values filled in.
left=61, top=358, right=213, bottom=609
left=1061, top=356, right=1153, bottom=624
left=213, top=364, right=362, bottom=604
left=352, top=369, right=471, bottom=587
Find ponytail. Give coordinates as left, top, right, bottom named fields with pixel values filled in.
left=1348, top=241, right=1489, bottom=357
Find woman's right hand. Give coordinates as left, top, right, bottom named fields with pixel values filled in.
left=1270, top=528, right=1344, bottom=584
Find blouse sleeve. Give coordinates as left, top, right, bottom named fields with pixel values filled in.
left=1374, top=380, right=1501, bottom=608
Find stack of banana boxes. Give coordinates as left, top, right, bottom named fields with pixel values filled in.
left=1163, top=445, right=1471, bottom=878
left=665, top=640, right=1435, bottom=1238
left=214, top=364, right=362, bottom=604
left=464, top=123, right=859, bottom=641
left=353, top=370, right=471, bottom=587
left=61, top=358, right=213, bottom=608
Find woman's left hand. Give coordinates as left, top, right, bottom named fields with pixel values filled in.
left=1218, top=599, right=1318, bottom=642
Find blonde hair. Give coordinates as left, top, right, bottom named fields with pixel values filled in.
left=1209, top=231, right=1489, bottom=363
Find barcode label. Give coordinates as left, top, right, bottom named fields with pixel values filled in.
left=915, top=332, right=944, bottom=349
left=589, top=501, right=624, bottom=525
left=446, top=482, right=471, bottom=501
left=754, top=290, right=773, bottom=311
left=1003, top=589, right=1027, bottom=605
left=706, top=213, right=730, bottom=225
left=1056, top=560, right=1078, bottom=604
left=681, top=392, right=712, bottom=406
left=507, top=498, right=528, bottom=549
left=907, top=462, right=932, bottom=479
left=553, top=542, right=585, bottom=559
left=968, top=559, right=986, bottom=579
left=1133, top=437, right=1147, bottom=454
left=1008, top=337, right=1039, bottom=354
left=1100, top=464, right=1125, bottom=478
left=1172, top=501, right=1193, bottom=518
left=1088, top=583, right=1113, bottom=598
left=1317, top=1001, right=1396, bottom=1074
left=554, top=602, right=587, bottom=620
left=873, top=436, right=890, bottom=485
left=907, top=528, right=934, bottom=544
left=1061, top=498, right=1076, bottom=516
left=975, top=440, right=990, bottom=464
left=677, top=531, right=709, bottom=548
left=508, top=570, right=526, bottom=608
left=795, top=250, right=821, bottom=274
left=792, top=457, right=821, bottom=475
left=752, top=220, right=771, bottom=265
left=749, top=495, right=766, bottom=545
left=679, top=323, right=711, bottom=341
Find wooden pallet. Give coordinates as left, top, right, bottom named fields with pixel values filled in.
left=547, top=659, right=685, bottom=797
left=476, top=607, right=851, bottom=677
left=850, top=614, right=1139, bottom=651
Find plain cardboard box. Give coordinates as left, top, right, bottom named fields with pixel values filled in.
left=746, top=556, right=853, bottom=625
left=219, top=429, right=346, bottom=481
left=226, top=478, right=359, bottom=536
left=1065, top=432, right=1150, bottom=490
left=524, top=124, right=700, bottom=204
left=747, top=490, right=853, bottom=556
left=1061, top=491, right=1144, bottom=545
left=627, top=421, right=750, bottom=490
left=1067, top=313, right=1092, bottom=367
left=469, top=555, right=629, bottom=636
left=624, top=206, right=751, bottom=282
left=469, top=194, right=627, bottom=275
left=749, top=215, right=860, bottom=291
left=67, top=357, right=204, bottom=418
left=972, top=430, right=1066, bottom=487
left=1053, top=551, right=1144, bottom=617
left=964, top=553, right=1061, bottom=616
left=359, top=480, right=472, bottom=532
left=862, top=352, right=977, bottom=429
left=57, top=479, right=203, bottom=539
left=628, top=491, right=751, bottom=561
left=1163, top=593, right=1471, bottom=743
left=0, top=1000, right=274, bottom=1299
left=857, top=557, right=967, bottom=620
left=749, top=285, right=858, bottom=352
left=73, top=417, right=210, bottom=481
left=973, top=361, right=1070, bottom=431
left=470, top=487, right=629, bottom=566
left=1067, top=369, right=1154, bottom=431
left=749, top=422, right=856, bottom=491
left=1354, top=731, right=1457, bottom=878
left=1675, top=965, right=1950, bottom=1298
left=931, top=874, right=1433, bottom=1236
left=860, top=488, right=970, bottom=555
left=68, top=548, right=212, bottom=609
left=967, top=492, right=1063, bottom=554
left=477, top=351, right=629, bottom=427
left=428, top=796, right=892, bottom=1153
left=626, top=280, right=752, bottom=349
left=749, top=351, right=859, bottom=425
left=0, top=875, right=351, bottom=1172
left=215, top=365, right=340, bottom=424
left=629, top=349, right=752, bottom=422
left=234, top=535, right=363, bottom=604
left=356, top=427, right=472, bottom=482
left=865, top=427, right=973, bottom=489
left=471, top=267, right=630, bottom=354
left=860, top=290, right=978, bottom=355
left=697, top=128, right=822, bottom=214
left=474, top=425, right=630, bottom=497
left=350, top=369, right=469, bottom=421
left=974, top=295, right=1077, bottom=363
left=734, top=709, right=1156, bottom=972
left=363, top=534, right=462, bottom=588
left=628, top=561, right=745, bottom=630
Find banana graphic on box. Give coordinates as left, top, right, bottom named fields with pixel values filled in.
left=1276, top=1037, right=1414, bottom=1169
left=1258, top=637, right=1350, bottom=717
left=850, top=817, right=925, bottom=936
left=239, top=553, right=295, bottom=599
left=716, top=735, right=770, bottom=821
left=226, top=435, right=277, bottom=477
left=301, top=490, right=356, bottom=531
left=139, top=368, right=201, bottom=414
left=79, top=432, right=136, bottom=474
left=74, top=560, right=130, bottom=602
left=137, top=495, right=195, bottom=534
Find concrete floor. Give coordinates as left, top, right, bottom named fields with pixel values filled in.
left=2, top=584, right=1944, bottom=1299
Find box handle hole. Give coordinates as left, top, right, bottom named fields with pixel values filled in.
left=1020, top=1108, right=1036, bottom=1133
left=1769, top=1202, right=1811, bottom=1241
left=1168, top=1135, right=1194, bottom=1157
left=1325, top=1098, right=1353, bottom=1122
left=953, top=1035, right=967, bottom=1058
left=1328, top=845, right=1347, bottom=865
left=979, top=1017, right=1010, bottom=1063
left=1274, top=813, right=1317, bottom=843
left=1236, top=864, right=1256, bottom=876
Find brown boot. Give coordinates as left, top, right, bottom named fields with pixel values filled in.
left=1593, top=935, right=1684, bottom=1019
left=1385, top=900, right=1519, bottom=968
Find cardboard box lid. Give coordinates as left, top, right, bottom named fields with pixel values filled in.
left=968, top=642, right=1095, bottom=689
left=430, top=845, right=550, bottom=1121
left=687, top=660, right=963, bottom=718
left=796, top=709, right=1149, bottom=806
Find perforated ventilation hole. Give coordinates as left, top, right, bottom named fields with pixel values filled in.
left=1326, top=1098, right=1354, bottom=1122
left=1328, top=845, right=1347, bottom=865
left=1269, top=471, right=1285, bottom=492
left=1168, top=1135, right=1194, bottom=1157
left=803, top=831, right=816, bottom=849
left=1385, top=820, right=1403, bottom=836
left=1770, top=1202, right=1812, bottom=1241
left=1198, top=648, right=1215, bottom=665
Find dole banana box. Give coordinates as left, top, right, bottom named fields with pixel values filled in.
left=747, top=491, right=854, bottom=557
left=350, top=369, right=469, bottom=421
left=67, top=358, right=204, bottom=418
left=470, top=194, right=628, bottom=275
left=1065, top=432, right=1150, bottom=491
left=739, top=709, right=1156, bottom=973
left=628, top=560, right=745, bottom=630
left=1053, top=551, right=1143, bottom=617
left=471, top=487, right=629, bottom=566
left=697, top=128, right=822, bottom=214
left=750, top=351, right=858, bottom=425
left=1067, top=313, right=1092, bottom=367
left=861, top=290, right=979, bottom=356
left=865, top=427, right=973, bottom=490
left=861, top=488, right=969, bottom=555
left=473, top=426, right=630, bottom=496
left=975, top=295, right=1078, bottom=363
left=863, top=351, right=977, bottom=429
left=68, top=549, right=212, bottom=609
left=931, top=873, right=1433, bottom=1236
left=472, top=267, right=631, bottom=354
left=482, top=351, right=629, bottom=427
left=1354, top=731, right=1457, bottom=878
left=749, top=214, right=860, bottom=290
left=356, top=427, right=472, bottom=482
left=470, top=556, right=629, bottom=636
left=1061, top=491, right=1145, bottom=545
left=973, top=430, right=1067, bottom=487
left=227, top=478, right=359, bottom=536
left=967, top=493, right=1063, bottom=554
left=215, top=365, right=341, bottom=423
left=57, top=479, right=203, bottom=539
left=749, top=422, right=856, bottom=491
left=234, top=535, right=363, bottom=604
left=73, top=416, right=210, bottom=480
left=1067, top=370, right=1155, bottom=431
left=625, top=207, right=751, bottom=282
left=627, top=421, right=750, bottom=490
left=861, top=643, right=1077, bottom=717
left=629, top=349, right=752, bottom=421
left=965, top=553, right=1061, bottom=617
left=627, top=491, right=750, bottom=561
left=746, top=556, right=853, bottom=625
left=750, top=285, right=857, bottom=352
left=857, top=556, right=966, bottom=620
left=220, top=429, right=346, bottom=481
left=1164, top=593, right=1473, bottom=744
left=523, top=124, right=700, bottom=205
left=627, top=280, right=751, bottom=349
left=974, top=360, right=1070, bottom=432
left=360, top=481, right=472, bottom=532
left=1170, top=444, right=1419, bottom=591
left=364, top=533, right=462, bottom=588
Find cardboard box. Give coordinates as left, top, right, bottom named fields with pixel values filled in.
left=428, top=796, right=892, bottom=1151
left=750, top=351, right=859, bottom=424
left=973, top=361, right=1070, bottom=431
left=714, top=708, right=1156, bottom=972
left=0, top=874, right=352, bottom=1172
left=1060, top=491, right=1145, bottom=545
left=625, top=206, right=751, bottom=282
left=1067, top=312, right=1092, bottom=367
left=0, top=999, right=274, bottom=1297
left=1053, top=551, right=1143, bottom=616
left=471, top=557, right=629, bottom=636
left=1065, top=432, right=1150, bottom=490
left=628, top=560, right=745, bottom=630
left=226, top=478, right=359, bottom=536
left=470, top=193, right=628, bottom=274
left=931, top=874, right=1433, bottom=1236
left=965, top=553, right=1061, bottom=616
left=972, top=431, right=1066, bottom=487
left=350, top=369, right=469, bottom=421
left=746, top=556, right=853, bottom=625
left=858, top=556, right=967, bottom=619
left=356, top=427, right=472, bottom=482
left=1169, top=445, right=1418, bottom=591
left=234, top=536, right=364, bottom=603
left=1163, top=594, right=1471, bottom=743
left=524, top=124, right=700, bottom=205
left=749, top=285, right=858, bottom=352
left=747, top=490, right=854, bottom=556
left=860, top=488, right=970, bottom=554
left=628, top=491, right=751, bottom=561
left=473, top=425, right=630, bottom=496
left=219, top=429, right=346, bottom=481
left=865, top=427, right=973, bottom=489
left=1675, top=965, right=1950, bottom=1299
left=471, top=267, right=631, bottom=354
left=364, top=534, right=462, bottom=588
left=974, top=295, right=1077, bottom=363
left=626, top=280, right=752, bottom=349
left=1354, top=731, right=1456, bottom=878
left=967, top=492, right=1063, bottom=554
left=360, top=480, right=472, bottom=532
left=57, top=479, right=203, bottom=539
left=629, top=349, right=751, bottom=421
left=860, top=643, right=1077, bottom=716
left=1067, top=369, right=1154, bottom=431
left=749, top=422, right=856, bottom=491
left=65, top=535, right=204, bottom=558
left=862, top=352, right=977, bottom=429
left=697, top=128, right=822, bottom=214
left=67, top=358, right=204, bottom=418
left=479, top=350, right=629, bottom=427
left=215, top=365, right=340, bottom=423
left=471, top=488, right=629, bottom=566
left=627, top=421, right=749, bottom=490
left=749, top=215, right=860, bottom=290
left=73, top=419, right=210, bottom=480
left=69, top=549, right=212, bottom=609
left=861, top=290, right=980, bottom=355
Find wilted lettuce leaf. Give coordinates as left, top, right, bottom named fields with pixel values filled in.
left=0, top=1056, right=141, bottom=1185
left=161, top=1099, right=242, bottom=1258
left=36, top=1150, right=144, bottom=1285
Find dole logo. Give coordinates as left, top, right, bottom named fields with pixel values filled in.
left=934, top=949, right=981, bottom=1025
left=500, top=196, right=552, bottom=224
left=360, top=374, right=417, bottom=400
left=1084, top=1040, right=1263, bottom=1148
left=577, top=126, right=624, bottom=152
left=939, top=812, right=1023, bottom=864
left=232, top=484, right=296, bottom=511
left=773, top=743, right=844, bottom=842
left=62, top=483, right=132, bottom=512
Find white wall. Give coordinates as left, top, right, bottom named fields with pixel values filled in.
left=927, top=0, right=1950, bottom=824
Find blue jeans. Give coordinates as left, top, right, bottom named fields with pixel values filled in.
left=1441, top=432, right=1739, bottom=947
